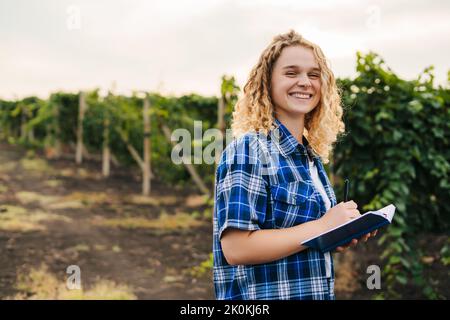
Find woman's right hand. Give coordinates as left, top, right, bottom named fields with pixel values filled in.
left=319, top=200, right=360, bottom=230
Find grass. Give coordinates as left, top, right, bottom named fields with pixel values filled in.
left=66, top=244, right=122, bottom=254
left=10, top=264, right=136, bottom=300
left=112, top=245, right=122, bottom=253
left=0, top=205, right=71, bottom=232
left=186, top=253, right=213, bottom=278
left=14, top=190, right=110, bottom=210
left=124, top=194, right=179, bottom=206
left=163, top=267, right=184, bottom=283
left=59, top=168, right=103, bottom=180
left=184, top=194, right=210, bottom=207
left=19, top=158, right=55, bottom=175
left=0, top=161, right=17, bottom=173
left=68, top=244, right=91, bottom=253
left=0, top=185, right=8, bottom=194
left=15, top=191, right=60, bottom=206
left=94, top=211, right=205, bottom=230
left=43, top=179, right=63, bottom=188
left=47, top=200, right=85, bottom=210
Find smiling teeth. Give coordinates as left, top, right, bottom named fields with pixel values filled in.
left=290, top=93, right=311, bottom=99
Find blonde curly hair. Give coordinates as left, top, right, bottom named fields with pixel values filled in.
left=231, top=30, right=345, bottom=163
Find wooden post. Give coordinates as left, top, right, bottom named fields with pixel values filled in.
left=160, top=122, right=210, bottom=196
left=27, top=104, right=34, bottom=142
left=216, top=95, right=225, bottom=166
left=20, top=104, right=26, bottom=140
left=102, top=113, right=110, bottom=177
left=76, top=92, right=86, bottom=164
left=142, top=95, right=151, bottom=195
left=53, top=103, right=61, bottom=158
left=217, top=96, right=225, bottom=136
left=114, top=125, right=155, bottom=177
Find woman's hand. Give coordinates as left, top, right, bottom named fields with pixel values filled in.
left=334, top=230, right=378, bottom=253
left=319, top=200, right=360, bottom=230
left=318, top=201, right=378, bottom=253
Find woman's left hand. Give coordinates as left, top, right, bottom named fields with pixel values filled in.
left=334, top=229, right=378, bottom=253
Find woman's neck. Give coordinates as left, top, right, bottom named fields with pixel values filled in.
left=275, top=113, right=305, bottom=145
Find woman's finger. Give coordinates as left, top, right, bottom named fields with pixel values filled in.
left=350, top=209, right=361, bottom=217
left=345, top=201, right=358, bottom=209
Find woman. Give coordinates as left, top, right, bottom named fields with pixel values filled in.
left=213, top=30, right=377, bottom=300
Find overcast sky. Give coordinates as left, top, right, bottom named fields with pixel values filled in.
left=1, top=0, right=449, bottom=100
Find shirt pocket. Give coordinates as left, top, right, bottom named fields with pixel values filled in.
left=270, top=180, right=320, bottom=229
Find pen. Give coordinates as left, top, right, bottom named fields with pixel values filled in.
left=344, top=179, right=350, bottom=202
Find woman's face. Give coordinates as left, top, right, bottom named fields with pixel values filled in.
left=270, top=45, right=321, bottom=118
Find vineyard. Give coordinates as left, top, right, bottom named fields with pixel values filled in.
left=0, top=53, right=449, bottom=299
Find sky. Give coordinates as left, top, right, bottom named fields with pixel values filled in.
left=1, top=0, right=449, bottom=100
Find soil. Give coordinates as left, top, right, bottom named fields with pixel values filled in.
left=0, top=141, right=447, bottom=299
left=0, top=142, right=213, bottom=299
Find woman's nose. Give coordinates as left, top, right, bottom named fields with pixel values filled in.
left=296, top=73, right=312, bottom=87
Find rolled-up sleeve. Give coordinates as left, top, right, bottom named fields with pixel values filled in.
left=215, top=136, right=268, bottom=240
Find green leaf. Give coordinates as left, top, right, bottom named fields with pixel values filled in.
left=396, top=275, right=408, bottom=285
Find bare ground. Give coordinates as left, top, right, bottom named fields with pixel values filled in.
left=0, top=142, right=447, bottom=299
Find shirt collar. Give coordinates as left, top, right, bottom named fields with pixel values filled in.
left=272, top=117, right=319, bottom=160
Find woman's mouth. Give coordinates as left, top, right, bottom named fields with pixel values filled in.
left=288, top=92, right=313, bottom=100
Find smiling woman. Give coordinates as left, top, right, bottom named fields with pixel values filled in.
left=231, top=30, right=344, bottom=163
left=270, top=45, right=323, bottom=142
left=213, top=29, right=377, bottom=300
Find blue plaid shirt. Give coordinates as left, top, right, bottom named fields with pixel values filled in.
left=213, top=118, right=337, bottom=300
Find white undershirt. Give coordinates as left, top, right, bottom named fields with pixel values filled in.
left=308, top=159, right=332, bottom=278
left=308, top=160, right=331, bottom=211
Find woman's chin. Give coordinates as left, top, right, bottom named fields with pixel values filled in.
left=285, top=100, right=317, bottom=114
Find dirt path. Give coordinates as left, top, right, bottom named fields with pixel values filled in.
left=2, top=142, right=447, bottom=300
left=0, top=142, right=214, bottom=299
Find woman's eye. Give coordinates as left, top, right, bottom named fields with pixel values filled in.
left=285, top=72, right=297, bottom=77
left=309, top=74, right=320, bottom=79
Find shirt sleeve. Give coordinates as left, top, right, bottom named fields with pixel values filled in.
left=215, top=136, right=268, bottom=240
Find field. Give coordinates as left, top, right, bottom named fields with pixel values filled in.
left=2, top=142, right=447, bottom=299
left=0, top=142, right=213, bottom=299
